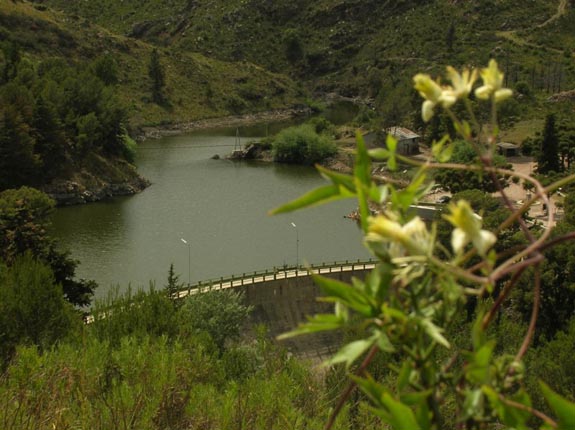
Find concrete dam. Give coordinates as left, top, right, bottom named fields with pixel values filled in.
left=179, top=261, right=375, bottom=361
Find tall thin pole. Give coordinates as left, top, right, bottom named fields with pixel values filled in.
left=181, top=238, right=190, bottom=286
left=291, top=222, right=299, bottom=272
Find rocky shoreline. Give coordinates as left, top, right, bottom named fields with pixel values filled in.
left=41, top=157, right=150, bottom=207
left=135, top=108, right=311, bottom=141
left=42, top=176, right=150, bottom=206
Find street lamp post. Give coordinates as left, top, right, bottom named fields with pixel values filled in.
left=290, top=222, right=299, bottom=273
left=180, top=238, right=190, bottom=286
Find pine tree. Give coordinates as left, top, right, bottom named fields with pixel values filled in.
left=148, top=49, right=165, bottom=104
left=537, top=114, right=561, bottom=174
left=165, top=263, right=183, bottom=306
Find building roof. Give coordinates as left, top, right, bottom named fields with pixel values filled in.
left=497, top=142, right=519, bottom=149
left=387, top=126, right=420, bottom=140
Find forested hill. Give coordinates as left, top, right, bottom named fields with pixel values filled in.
left=1, top=0, right=573, bottom=198
left=0, top=1, right=302, bottom=199
left=33, top=0, right=575, bottom=98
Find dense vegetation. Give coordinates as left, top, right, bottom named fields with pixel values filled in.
left=0, top=1, right=303, bottom=129
left=32, top=0, right=575, bottom=128
left=1, top=1, right=575, bottom=428
left=0, top=42, right=136, bottom=191
left=0, top=259, right=382, bottom=429
left=272, top=123, right=337, bottom=165
left=0, top=187, right=96, bottom=308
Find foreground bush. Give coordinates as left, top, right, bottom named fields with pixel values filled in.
left=271, top=60, right=575, bottom=429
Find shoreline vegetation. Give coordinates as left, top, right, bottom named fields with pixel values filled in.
left=46, top=107, right=313, bottom=206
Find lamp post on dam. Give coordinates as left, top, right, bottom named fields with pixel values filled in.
left=180, top=237, right=191, bottom=286
left=291, top=222, right=299, bottom=276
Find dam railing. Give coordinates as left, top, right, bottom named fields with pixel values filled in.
left=175, top=258, right=376, bottom=298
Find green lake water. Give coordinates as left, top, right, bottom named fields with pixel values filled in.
left=50, top=123, right=370, bottom=299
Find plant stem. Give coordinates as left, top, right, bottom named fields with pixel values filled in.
left=497, top=392, right=557, bottom=428
left=325, top=345, right=379, bottom=430
left=515, top=265, right=541, bottom=362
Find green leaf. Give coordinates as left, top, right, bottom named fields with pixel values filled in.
left=375, top=330, right=395, bottom=353
left=415, top=402, right=432, bottom=430
left=369, top=183, right=388, bottom=204
left=472, top=310, right=487, bottom=350
left=397, top=361, right=412, bottom=392
left=317, top=165, right=356, bottom=192
left=386, top=135, right=398, bottom=171
left=419, top=318, right=450, bottom=348
left=277, top=313, right=344, bottom=339
left=354, top=131, right=371, bottom=187
left=386, top=134, right=398, bottom=152
left=356, top=176, right=370, bottom=233
left=373, top=262, right=394, bottom=303
left=431, top=135, right=453, bottom=162
left=313, top=274, right=374, bottom=317
left=400, top=390, right=433, bottom=406
left=325, top=336, right=375, bottom=368
left=465, top=340, right=496, bottom=384
left=482, top=386, right=531, bottom=430
left=462, top=389, right=485, bottom=420
left=382, top=303, right=408, bottom=323
left=381, top=392, right=421, bottom=430
left=268, top=184, right=351, bottom=215
left=352, top=374, right=388, bottom=407
left=540, top=381, right=575, bottom=430
left=369, top=148, right=391, bottom=160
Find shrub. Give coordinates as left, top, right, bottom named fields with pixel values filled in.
left=178, top=289, right=252, bottom=352
left=272, top=124, right=337, bottom=165
left=0, top=254, right=79, bottom=365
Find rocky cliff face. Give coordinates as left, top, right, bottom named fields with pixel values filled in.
left=41, top=156, right=150, bottom=206
left=42, top=176, right=149, bottom=206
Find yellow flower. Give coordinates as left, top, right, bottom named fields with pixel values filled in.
left=413, top=74, right=456, bottom=122
left=443, top=200, right=496, bottom=256
left=367, top=215, right=432, bottom=258
left=474, top=59, right=513, bottom=102
left=446, top=66, right=477, bottom=98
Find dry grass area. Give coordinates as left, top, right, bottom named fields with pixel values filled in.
left=499, top=119, right=544, bottom=144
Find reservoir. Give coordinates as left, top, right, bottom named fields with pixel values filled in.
left=50, top=124, right=370, bottom=299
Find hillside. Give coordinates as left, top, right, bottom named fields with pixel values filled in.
left=23, top=0, right=574, bottom=141
left=34, top=0, right=574, bottom=94
left=1, top=0, right=573, bottom=199
left=0, top=1, right=304, bottom=130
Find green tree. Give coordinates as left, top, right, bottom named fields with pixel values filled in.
left=446, top=21, right=456, bottom=52
left=558, top=118, right=575, bottom=170
left=165, top=263, right=184, bottom=304
left=90, top=54, right=118, bottom=86
left=148, top=49, right=166, bottom=104
left=0, top=254, right=79, bottom=365
left=0, top=105, right=39, bottom=190
left=513, top=192, right=575, bottom=340
left=0, top=187, right=96, bottom=307
left=434, top=139, right=510, bottom=193
left=0, top=41, right=20, bottom=84
left=90, top=287, right=178, bottom=345
left=284, top=29, right=305, bottom=65
left=272, top=124, right=337, bottom=165
left=31, top=97, right=67, bottom=178
left=178, top=290, right=252, bottom=352
left=538, top=113, right=561, bottom=174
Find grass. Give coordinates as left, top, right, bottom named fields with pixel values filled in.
left=500, top=119, right=545, bottom=144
